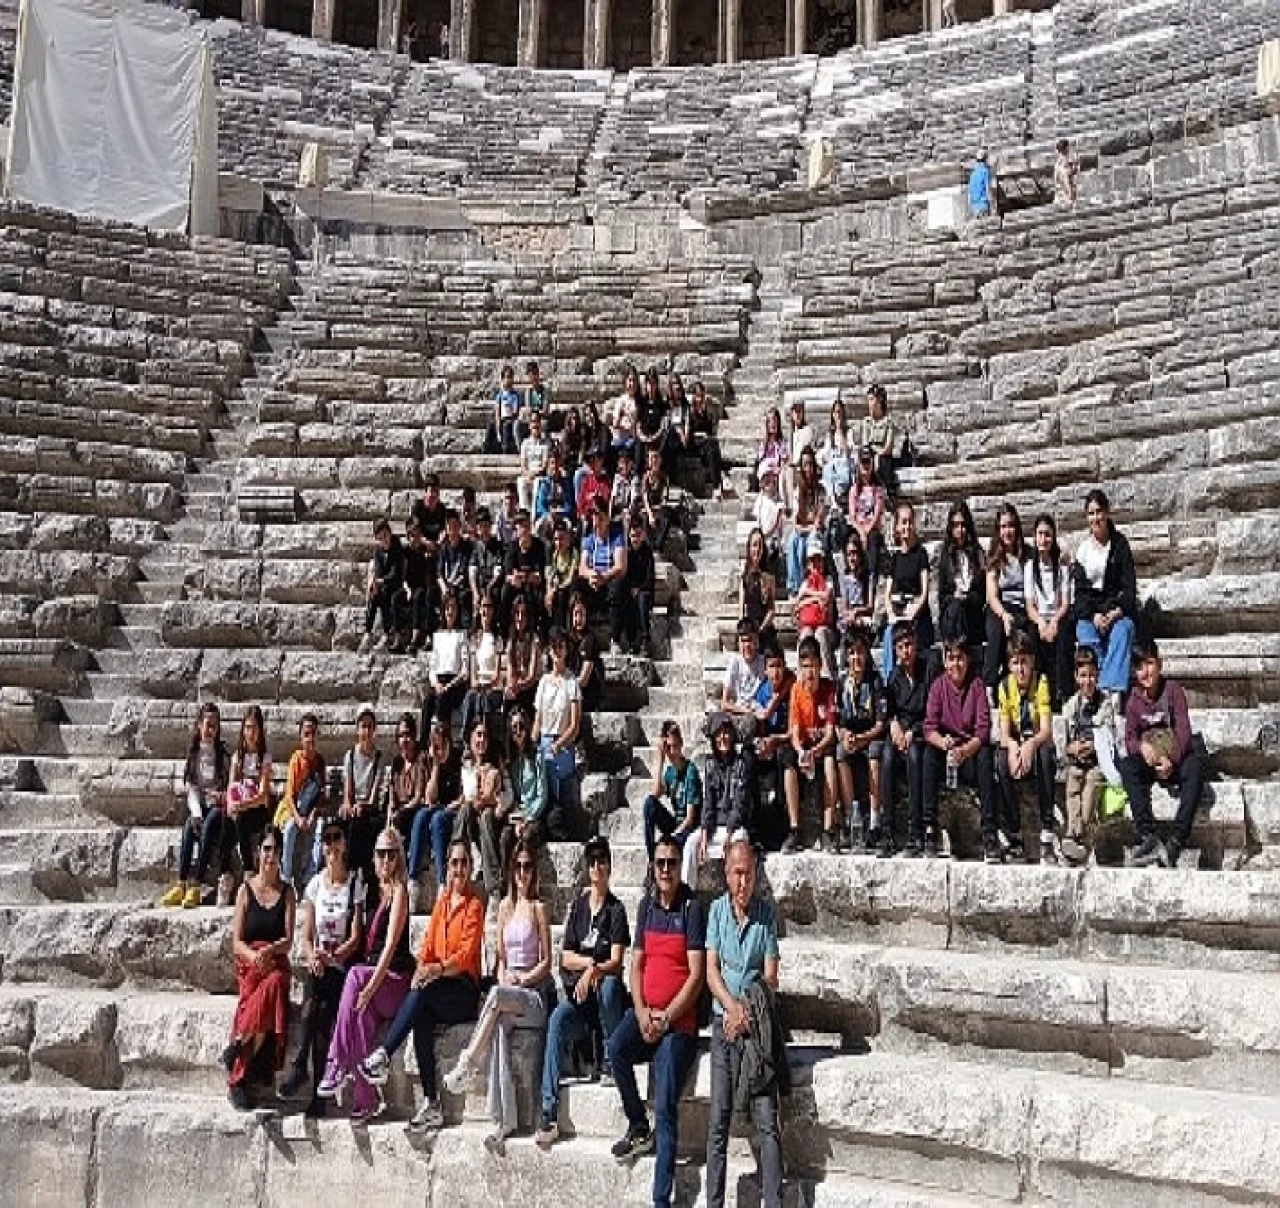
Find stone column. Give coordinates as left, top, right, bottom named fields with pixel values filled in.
left=925, top=0, right=942, bottom=31
left=791, top=0, right=807, bottom=55
left=858, top=0, right=881, bottom=46
left=722, top=0, right=740, bottom=61
left=518, top=0, right=544, bottom=65
left=653, top=0, right=673, bottom=65
left=377, top=0, right=403, bottom=52
left=993, top=0, right=1010, bottom=13
left=585, top=0, right=610, bottom=68
left=242, top=0, right=262, bottom=26
left=452, top=0, right=473, bottom=60
left=311, top=0, right=335, bottom=40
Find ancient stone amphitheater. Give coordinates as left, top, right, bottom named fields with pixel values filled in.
left=4, top=0, right=1280, bottom=1203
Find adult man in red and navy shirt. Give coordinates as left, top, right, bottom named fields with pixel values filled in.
left=606, top=834, right=706, bottom=1208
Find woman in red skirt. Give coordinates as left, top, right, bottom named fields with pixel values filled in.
left=224, top=824, right=297, bottom=1110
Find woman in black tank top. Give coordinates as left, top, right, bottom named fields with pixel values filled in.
left=226, top=825, right=296, bottom=1111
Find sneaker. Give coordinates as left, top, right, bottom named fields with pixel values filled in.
left=903, top=837, right=924, bottom=859
left=1039, top=832, right=1060, bottom=866
left=983, top=837, right=1004, bottom=865
left=216, top=873, right=236, bottom=908
left=779, top=831, right=800, bottom=856
left=923, top=833, right=940, bottom=859
left=442, top=1054, right=477, bottom=1097
left=818, top=829, right=835, bottom=854
left=160, top=882, right=186, bottom=908
left=877, top=832, right=896, bottom=859
left=1165, top=837, right=1183, bottom=869
left=611, top=1124, right=654, bottom=1163
left=182, top=885, right=202, bottom=909
left=1006, top=839, right=1025, bottom=865
left=483, top=1128, right=509, bottom=1157
left=278, top=1065, right=309, bottom=1100
left=228, top=1082, right=251, bottom=1112
left=1060, top=836, right=1088, bottom=865
left=1129, top=834, right=1168, bottom=869
left=304, top=1096, right=327, bottom=1119
left=221, top=1039, right=242, bottom=1073
left=407, top=1099, right=443, bottom=1133
left=316, top=1067, right=344, bottom=1100
left=350, top=1094, right=385, bottom=1126
left=535, top=1113, right=560, bottom=1150
left=360, top=1048, right=390, bottom=1087
left=599, top=1065, right=615, bottom=1088
left=609, top=641, right=623, bottom=657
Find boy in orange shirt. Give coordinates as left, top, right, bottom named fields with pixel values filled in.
left=789, top=635, right=841, bottom=851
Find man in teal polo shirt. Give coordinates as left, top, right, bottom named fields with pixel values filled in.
left=705, top=840, right=782, bottom=1208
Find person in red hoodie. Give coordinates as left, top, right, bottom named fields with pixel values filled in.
left=1120, top=639, right=1204, bottom=869
left=923, top=639, right=998, bottom=862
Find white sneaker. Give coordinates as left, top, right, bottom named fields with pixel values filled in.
left=442, top=1055, right=477, bottom=1097
left=216, top=872, right=236, bottom=908
left=407, top=1099, right=443, bottom=1133
left=359, top=1047, right=390, bottom=1087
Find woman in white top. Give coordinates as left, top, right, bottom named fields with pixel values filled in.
left=517, top=410, right=550, bottom=512
left=819, top=396, right=856, bottom=515
left=983, top=503, right=1031, bottom=691
left=461, top=592, right=504, bottom=744
left=279, top=818, right=364, bottom=1114
left=1025, top=513, right=1074, bottom=708
left=609, top=366, right=640, bottom=469
left=423, top=591, right=469, bottom=736
left=226, top=706, right=273, bottom=904
left=533, top=626, right=581, bottom=842
left=443, top=837, right=552, bottom=1155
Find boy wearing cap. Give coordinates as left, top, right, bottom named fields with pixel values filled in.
left=536, top=835, right=630, bottom=1148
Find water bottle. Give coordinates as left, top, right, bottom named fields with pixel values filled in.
left=945, top=753, right=958, bottom=792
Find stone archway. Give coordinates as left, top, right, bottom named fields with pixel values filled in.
left=611, top=0, right=653, bottom=69
left=474, top=0, right=519, bottom=63
left=741, top=0, right=787, bottom=59
left=673, top=0, right=718, bottom=64
left=333, top=0, right=379, bottom=46
left=545, top=0, right=587, bottom=67
left=263, top=0, right=312, bottom=34
left=402, top=0, right=451, bottom=57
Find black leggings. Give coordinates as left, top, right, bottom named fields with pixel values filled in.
left=292, top=965, right=346, bottom=1090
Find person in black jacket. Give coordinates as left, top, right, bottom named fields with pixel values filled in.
left=1070, top=490, right=1137, bottom=699
left=619, top=517, right=656, bottom=656
left=880, top=621, right=931, bottom=857
left=360, top=518, right=406, bottom=654
left=936, top=501, right=984, bottom=658
left=699, top=715, right=754, bottom=864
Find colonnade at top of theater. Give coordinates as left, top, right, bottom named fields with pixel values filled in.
left=230, top=0, right=1053, bottom=67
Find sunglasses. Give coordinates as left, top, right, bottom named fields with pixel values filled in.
left=260, top=844, right=279, bottom=855
left=374, top=848, right=398, bottom=860
left=514, top=861, right=534, bottom=873
left=654, top=858, right=679, bottom=872
left=322, top=832, right=344, bottom=845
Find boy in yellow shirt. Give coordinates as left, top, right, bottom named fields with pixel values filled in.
left=995, top=630, right=1057, bottom=864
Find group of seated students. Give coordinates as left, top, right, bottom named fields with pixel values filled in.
left=221, top=808, right=783, bottom=1208
left=728, top=426, right=1203, bottom=871
left=360, top=361, right=728, bottom=661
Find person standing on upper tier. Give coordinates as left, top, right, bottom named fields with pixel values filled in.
left=969, top=150, right=997, bottom=219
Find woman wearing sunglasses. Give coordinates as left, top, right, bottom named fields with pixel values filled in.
left=359, top=839, right=484, bottom=1133
left=442, top=839, right=553, bottom=1154
left=225, top=825, right=296, bottom=1111
left=317, top=828, right=413, bottom=1123
left=278, top=819, right=364, bottom=1116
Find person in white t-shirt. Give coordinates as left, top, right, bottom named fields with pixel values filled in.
left=278, top=820, right=364, bottom=1116
left=533, top=627, right=581, bottom=841
left=517, top=410, right=550, bottom=512
left=719, top=620, right=766, bottom=745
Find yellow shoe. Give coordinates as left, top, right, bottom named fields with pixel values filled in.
left=182, top=885, right=202, bottom=909
left=160, top=883, right=186, bottom=908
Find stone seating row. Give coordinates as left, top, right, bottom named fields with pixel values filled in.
left=808, top=17, right=1033, bottom=188
left=584, top=57, right=817, bottom=205
left=361, top=62, right=611, bottom=199
left=207, top=20, right=406, bottom=188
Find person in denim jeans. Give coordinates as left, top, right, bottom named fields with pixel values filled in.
left=535, top=836, right=631, bottom=1149
left=606, top=836, right=706, bottom=1208
left=706, top=840, right=783, bottom=1208
left=533, top=627, right=581, bottom=840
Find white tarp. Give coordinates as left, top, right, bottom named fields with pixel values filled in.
left=5, top=0, right=218, bottom=233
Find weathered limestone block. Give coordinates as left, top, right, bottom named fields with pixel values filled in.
left=337, top=455, right=419, bottom=490
left=161, top=601, right=264, bottom=648
left=0, top=687, right=58, bottom=752
left=194, top=557, right=263, bottom=602
left=376, top=657, right=426, bottom=709
left=114, top=994, right=235, bottom=1091
left=199, top=648, right=284, bottom=701
left=115, top=827, right=179, bottom=892
left=0, top=638, right=91, bottom=694
left=775, top=938, right=878, bottom=1037
left=261, top=558, right=363, bottom=605
left=29, top=994, right=120, bottom=1088
left=28, top=512, right=112, bottom=552
left=948, top=864, right=1083, bottom=953
left=0, top=1088, right=98, bottom=1207
left=135, top=648, right=202, bottom=699
left=580, top=710, right=638, bottom=773
left=279, top=650, right=379, bottom=703
left=0, top=993, right=36, bottom=1080
left=0, top=827, right=121, bottom=901
left=259, top=521, right=368, bottom=562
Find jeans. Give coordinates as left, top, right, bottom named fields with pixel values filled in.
left=407, top=807, right=435, bottom=881
left=453, top=803, right=503, bottom=897
left=922, top=743, right=998, bottom=842
left=606, top=1010, right=697, bottom=1208
left=380, top=975, right=480, bottom=1100
left=881, top=608, right=935, bottom=679
left=179, top=806, right=228, bottom=883
left=880, top=738, right=925, bottom=842
left=706, top=1018, right=783, bottom=1208
left=642, top=796, right=700, bottom=885
left=619, top=589, right=653, bottom=652
left=996, top=742, right=1057, bottom=834
left=540, top=736, right=577, bottom=839
left=428, top=805, right=458, bottom=886
left=365, top=587, right=397, bottom=636
left=1075, top=615, right=1135, bottom=693
left=540, top=975, right=627, bottom=1118
left=281, top=816, right=312, bottom=887
left=785, top=527, right=810, bottom=594
left=1119, top=750, right=1206, bottom=846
